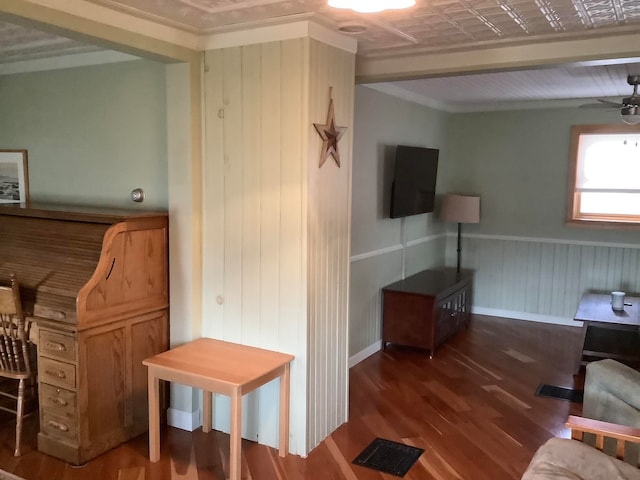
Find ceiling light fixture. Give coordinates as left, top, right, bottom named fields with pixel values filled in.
left=621, top=105, right=640, bottom=125
left=328, top=0, right=416, bottom=14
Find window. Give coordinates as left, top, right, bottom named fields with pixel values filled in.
left=567, top=124, right=640, bottom=227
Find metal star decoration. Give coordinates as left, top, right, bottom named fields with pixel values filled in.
left=314, top=87, right=347, bottom=168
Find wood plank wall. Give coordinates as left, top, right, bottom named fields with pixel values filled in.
left=349, top=235, right=446, bottom=361
left=306, top=39, right=354, bottom=452
left=453, top=234, right=640, bottom=321
left=202, top=38, right=354, bottom=456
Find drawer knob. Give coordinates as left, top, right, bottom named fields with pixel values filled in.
left=45, top=341, right=67, bottom=352
left=46, top=370, right=67, bottom=379
left=48, top=420, right=69, bottom=432
left=49, top=396, right=68, bottom=407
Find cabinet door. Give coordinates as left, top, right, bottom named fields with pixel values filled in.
left=435, top=287, right=468, bottom=347
left=80, top=326, right=127, bottom=444
left=435, top=299, right=453, bottom=347
left=131, top=312, right=168, bottom=432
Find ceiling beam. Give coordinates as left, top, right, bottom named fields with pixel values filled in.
left=0, top=0, right=200, bottom=63
left=355, top=29, right=640, bottom=83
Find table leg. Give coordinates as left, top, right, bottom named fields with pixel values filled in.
left=279, top=363, right=290, bottom=457
left=575, top=322, right=589, bottom=374
left=202, top=391, right=212, bottom=433
left=148, top=372, right=161, bottom=462
left=229, top=389, right=242, bottom=480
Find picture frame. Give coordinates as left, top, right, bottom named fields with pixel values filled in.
left=0, top=150, right=29, bottom=204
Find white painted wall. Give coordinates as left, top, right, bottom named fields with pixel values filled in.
left=202, top=38, right=354, bottom=455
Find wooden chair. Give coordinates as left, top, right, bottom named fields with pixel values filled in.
left=567, top=415, right=640, bottom=465
left=0, top=273, right=37, bottom=456
left=522, top=415, right=640, bottom=479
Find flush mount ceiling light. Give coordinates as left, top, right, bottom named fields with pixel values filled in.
left=328, top=0, right=416, bottom=13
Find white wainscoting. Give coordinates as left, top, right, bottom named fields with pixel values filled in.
left=450, top=233, right=640, bottom=320
left=348, top=231, right=640, bottom=368
left=348, top=234, right=446, bottom=362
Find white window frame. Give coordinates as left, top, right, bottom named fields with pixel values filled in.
left=567, top=124, right=640, bottom=228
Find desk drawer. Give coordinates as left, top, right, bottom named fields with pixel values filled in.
left=39, top=331, right=76, bottom=362
left=41, top=383, right=76, bottom=418
left=40, top=358, right=76, bottom=389
left=41, top=411, right=77, bottom=443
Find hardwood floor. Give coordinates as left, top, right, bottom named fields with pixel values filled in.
left=0, top=314, right=584, bottom=479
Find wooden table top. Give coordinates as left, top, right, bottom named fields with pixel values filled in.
left=143, top=338, right=294, bottom=387
left=382, top=268, right=472, bottom=297
left=574, top=293, right=640, bottom=326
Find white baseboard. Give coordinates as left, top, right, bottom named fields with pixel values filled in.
left=349, top=341, right=382, bottom=368
left=471, top=307, right=582, bottom=327
left=348, top=309, right=582, bottom=368
left=167, top=407, right=202, bottom=432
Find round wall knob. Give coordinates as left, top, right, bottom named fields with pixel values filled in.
left=131, top=188, right=145, bottom=203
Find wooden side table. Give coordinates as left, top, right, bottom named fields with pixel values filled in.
left=143, top=338, right=294, bottom=480
left=574, top=293, right=640, bottom=373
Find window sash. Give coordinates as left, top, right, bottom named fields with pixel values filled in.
left=576, top=188, right=640, bottom=193
left=568, top=124, right=640, bottom=227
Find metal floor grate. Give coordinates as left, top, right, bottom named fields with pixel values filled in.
left=352, top=438, right=424, bottom=477
left=535, top=384, right=583, bottom=403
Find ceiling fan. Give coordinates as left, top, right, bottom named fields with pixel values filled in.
left=581, top=75, right=640, bottom=125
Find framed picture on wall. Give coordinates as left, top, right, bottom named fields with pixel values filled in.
left=0, top=150, right=29, bottom=204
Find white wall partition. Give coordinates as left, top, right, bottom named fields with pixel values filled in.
left=202, top=36, right=355, bottom=455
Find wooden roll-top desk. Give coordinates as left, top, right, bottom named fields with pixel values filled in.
left=0, top=203, right=169, bottom=464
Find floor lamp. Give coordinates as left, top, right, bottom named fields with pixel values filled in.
left=440, top=194, right=480, bottom=273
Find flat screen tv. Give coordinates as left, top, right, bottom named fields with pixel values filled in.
left=390, top=145, right=439, bottom=218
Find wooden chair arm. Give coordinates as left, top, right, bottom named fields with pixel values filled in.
left=566, top=415, right=640, bottom=460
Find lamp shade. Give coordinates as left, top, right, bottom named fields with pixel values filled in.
left=440, top=194, right=480, bottom=224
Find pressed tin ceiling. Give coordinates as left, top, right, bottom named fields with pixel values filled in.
left=83, top=0, right=640, bottom=56
left=1, top=0, right=640, bottom=109
left=3, top=0, right=640, bottom=61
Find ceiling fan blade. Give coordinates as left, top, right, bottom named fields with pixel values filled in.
left=579, top=99, right=621, bottom=109
left=596, top=99, right=622, bottom=106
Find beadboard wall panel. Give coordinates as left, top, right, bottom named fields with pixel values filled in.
left=349, top=249, right=403, bottom=356
left=306, top=39, right=354, bottom=451
left=349, top=235, right=446, bottom=358
left=202, top=37, right=353, bottom=456
left=405, top=235, right=447, bottom=277
left=450, top=235, right=640, bottom=320
left=203, top=40, right=308, bottom=455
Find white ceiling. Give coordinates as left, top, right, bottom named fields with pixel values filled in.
left=2, top=0, right=640, bottom=111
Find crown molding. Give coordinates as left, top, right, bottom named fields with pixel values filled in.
left=201, top=19, right=357, bottom=53
left=0, top=50, right=138, bottom=75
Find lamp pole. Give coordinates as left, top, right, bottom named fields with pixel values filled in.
left=456, top=222, right=462, bottom=274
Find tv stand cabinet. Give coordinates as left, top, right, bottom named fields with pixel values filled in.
left=382, top=268, right=472, bottom=357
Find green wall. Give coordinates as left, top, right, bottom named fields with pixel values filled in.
left=0, top=59, right=167, bottom=209
left=350, top=91, right=640, bottom=362
left=445, top=106, right=640, bottom=322
left=349, top=85, right=450, bottom=361
left=446, top=107, right=638, bottom=243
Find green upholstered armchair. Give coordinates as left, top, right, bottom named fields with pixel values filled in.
left=522, top=359, right=640, bottom=479
left=583, top=359, right=640, bottom=430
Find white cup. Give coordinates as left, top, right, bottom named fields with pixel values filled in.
left=611, top=291, right=625, bottom=311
